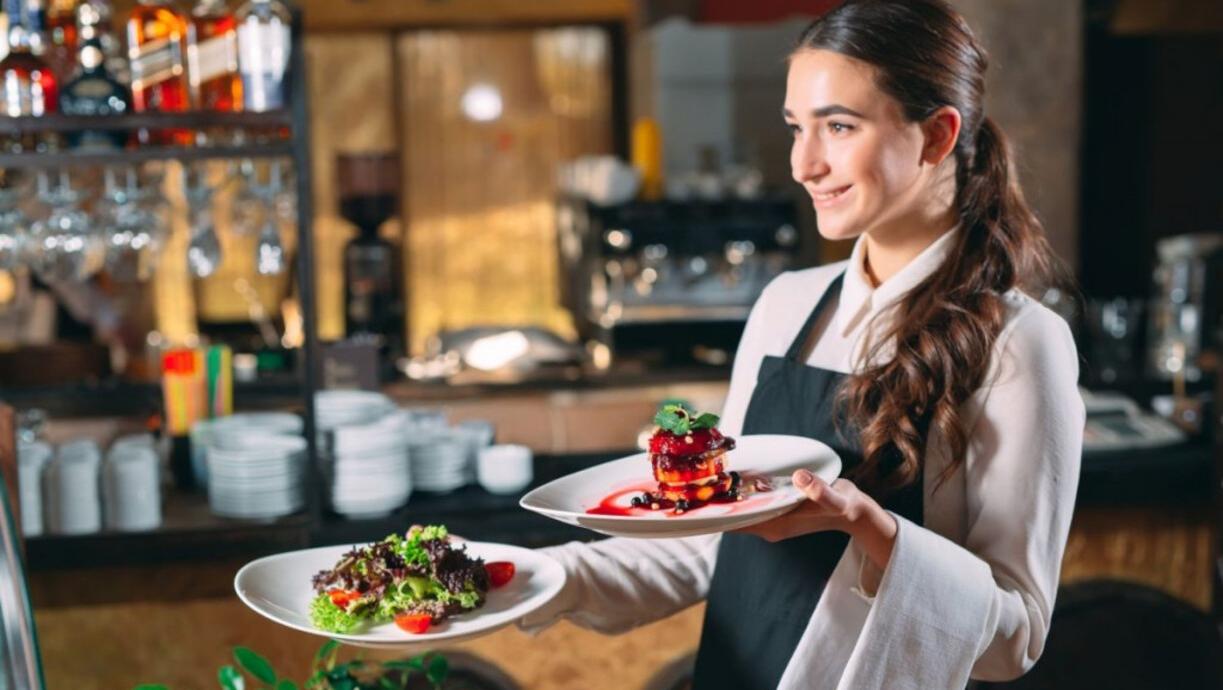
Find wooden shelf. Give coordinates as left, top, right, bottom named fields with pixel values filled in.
left=24, top=489, right=313, bottom=572
left=1, top=377, right=307, bottom=418
left=0, top=111, right=293, bottom=135
left=0, top=142, right=295, bottom=168
left=22, top=452, right=624, bottom=572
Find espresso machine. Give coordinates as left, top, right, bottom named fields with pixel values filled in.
left=556, top=195, right=800, bottom=364
left=1147, top=233, right=1222, bottom=383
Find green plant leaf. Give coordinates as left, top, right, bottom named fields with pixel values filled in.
left=426, top=656, right=449, bottom=686
left=217, top=665, right=244, bottom=690
left=275, top=681, right=298, bottom=690
left=133, top=685, right=171, bottom=690
left=380, top=660, right=420, bottom=671
left=314, top=640, right=340, bottom=668
left=692, top=412, right=720, bottom=429
left=233, top=647, right=277, bottom=684
left=378, top=678, right=397, bottom=690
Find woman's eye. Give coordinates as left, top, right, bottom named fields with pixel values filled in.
left=786, top=122, right=801, bottom=136
left=828, top=122, right=854, bottom=134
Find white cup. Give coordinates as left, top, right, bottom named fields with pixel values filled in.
left=46, top=440, right=102, bottom=535
left=104, top=434, right=162, bottom=532
left=17, top=441, right=52, bottom=536
left=476, top=444, right=533, bottom=495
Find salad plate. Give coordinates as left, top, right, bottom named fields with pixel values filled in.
left=520, top=434, right=841, bottom=539
left=235, top=532, right=565, bottom=649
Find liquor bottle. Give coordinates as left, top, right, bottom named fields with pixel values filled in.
left=59, top=0, right=128, bottom=148
left=235, top=0, right=289, bottom=112
left=125, top=0, right=187, bottom=143
left=43, top=0, right=74, bottom=80
left=0, top=0, right=58, bottom=117
left=187, top=0, right=239, bottom=111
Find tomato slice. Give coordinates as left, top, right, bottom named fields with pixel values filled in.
left=394, top=612, right=432, bottom=634
left=328, top=589, right=360, bottom=609
left=485, top=561, right=515, bottom=588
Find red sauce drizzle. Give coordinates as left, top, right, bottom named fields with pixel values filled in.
left=585, top=473, right=776, bottom=517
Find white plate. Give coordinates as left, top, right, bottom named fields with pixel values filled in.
left=519, top=434, right=841, bottom=539
left=235, top=541, right=566, bottom=650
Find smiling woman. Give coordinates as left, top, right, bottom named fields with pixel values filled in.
left=518, top=2, right=1086, bottom=689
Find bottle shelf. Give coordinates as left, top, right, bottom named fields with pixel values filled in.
left=0, top=141, right=294, bottom=167
left=0, top=110, right=293, bottom=135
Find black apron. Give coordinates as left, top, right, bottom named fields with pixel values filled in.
left=690, top=272, right=925, bottom=690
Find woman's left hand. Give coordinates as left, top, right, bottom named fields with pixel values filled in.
left=734, top=469, right=899, bottom=571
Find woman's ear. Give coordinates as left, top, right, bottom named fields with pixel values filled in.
left=920, top=106, right=962, bottom=166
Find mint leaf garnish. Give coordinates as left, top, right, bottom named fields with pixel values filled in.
left=653, top=403, right=719, bottom=434
left=653, top=403, right=689, bottom=434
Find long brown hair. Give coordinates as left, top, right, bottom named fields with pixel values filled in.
left=794, top=0, right=1066, bottom=494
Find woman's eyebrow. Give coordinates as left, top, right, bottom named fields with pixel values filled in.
left=782, top=104, right=866, bottom=119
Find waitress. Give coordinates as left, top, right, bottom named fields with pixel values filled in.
left=520, top=1, right=1085, bottom=688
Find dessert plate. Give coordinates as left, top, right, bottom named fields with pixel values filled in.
left=520, top=434, right=841, bottom=539
left=235, top=541, right=565, bottom=649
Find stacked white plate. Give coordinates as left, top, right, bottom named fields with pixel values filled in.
left=191, top=412, right=304, bottom=488
left=102, top=434, right=162, bottom=532
left=409, top=430, right=471, bottom=494
left=315, top=390, right=397, bottom=432
left=206, top=435, right=307, bottom=520
left=327, top=409, right=412, bottom=519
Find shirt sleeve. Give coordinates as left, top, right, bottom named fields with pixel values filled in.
left=517, top=534, right=721, bottom=634
left=842, top=303, right=1085, bottom=685
left=962, top=305, right=1084, bottom=680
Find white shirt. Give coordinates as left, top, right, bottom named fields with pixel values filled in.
left=520, top=228, right=1085, bottom=689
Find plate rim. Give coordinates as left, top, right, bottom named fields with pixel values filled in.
left=519, top=434, right=841, bottom=529
left=234, top=540, right=566, bottom=647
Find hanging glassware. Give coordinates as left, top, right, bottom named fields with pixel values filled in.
left=183, top=164, right=223, bottom=278
left=98, top=167, right=160, bottom=281
left=0, top=186, right=28, bottom=271
left=27, top=171, right=97, bottom=282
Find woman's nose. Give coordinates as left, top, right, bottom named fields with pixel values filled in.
left=792, top=135, right=828, bottom=183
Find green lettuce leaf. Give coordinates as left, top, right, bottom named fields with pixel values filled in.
left=309, top=593, right=365, bottom=633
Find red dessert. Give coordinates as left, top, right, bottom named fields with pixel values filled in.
left=635, top=404, right=740, bottom=513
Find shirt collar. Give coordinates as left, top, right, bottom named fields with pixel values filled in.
left=833, top=225, right=960, bottom=337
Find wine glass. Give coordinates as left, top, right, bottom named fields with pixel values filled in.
left=229, top=158, right=265, bottom=236
left=0, top=185, right=28, bottom=271
left=254, top=161, right=289, bottom=275
left=28, top=170, right=97, bottom=282
left=183, top=165, right=223, bottom=278
left=98, top=167, right=160, bottom=281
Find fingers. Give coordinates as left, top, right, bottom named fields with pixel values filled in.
left=793, top=469, right=849, bottom=513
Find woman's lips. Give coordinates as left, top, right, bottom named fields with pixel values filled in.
left=812, top=184, right=852, bottom=208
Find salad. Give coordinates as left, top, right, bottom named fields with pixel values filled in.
left=309, top=525, right=516, bottom=635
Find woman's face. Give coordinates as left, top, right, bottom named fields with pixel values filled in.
left=784, top=49, right=935, bottom=242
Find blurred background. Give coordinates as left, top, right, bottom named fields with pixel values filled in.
left=0, top=0, right=1219, bottom=688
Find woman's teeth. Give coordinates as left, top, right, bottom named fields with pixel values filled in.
left=815, top=185, right=850, bottom=200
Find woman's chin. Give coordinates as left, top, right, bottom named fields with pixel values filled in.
left=814, top=217, right=862, bottom=242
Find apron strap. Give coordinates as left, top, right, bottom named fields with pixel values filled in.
left=784, top=271, right=846, bottom=361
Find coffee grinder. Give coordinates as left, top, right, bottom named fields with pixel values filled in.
left=337, top=152, right=404, bottom=371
